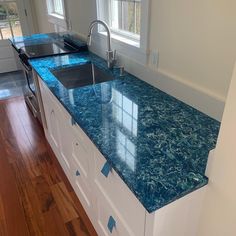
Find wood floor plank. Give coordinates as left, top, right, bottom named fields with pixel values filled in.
left=66, top=217, right=90, bottom=236
left=0, top=143, right=30, bottom=236
left=4, top=100, right=43, bottom=178
left=19, top=180, right=47, bottom=235
left=70, top=192, right=98, bottom=236
left=51, top=182, right=78, bottom=223
left=0, top=97, right=97, bottom=236
left=0, top=194, right=8, bottom=236
left=32, top=175, right=56, bottom=213
left=43, top=206, right=70, bottom=236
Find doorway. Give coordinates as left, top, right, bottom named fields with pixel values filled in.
left=0, top=0, right=32, bottom=73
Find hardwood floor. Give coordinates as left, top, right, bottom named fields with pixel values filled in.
left=0, top=71, right=26, bottom=100
left=0, top=97, right=97, bottom=236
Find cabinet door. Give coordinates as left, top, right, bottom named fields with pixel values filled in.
left=38, top=77, right=146, bottom=236
left=47, top=105, right=60, bottom=150
left=95, top=190, right=139, bottom=236
left=57, top=110, right=74, bottom=176
left=70, top=132, right=95, bottom=220
left=39, top=79, right=62, bottom=161
left=93, top=151, right=146, bottom=236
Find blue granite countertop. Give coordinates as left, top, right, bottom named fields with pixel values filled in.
left=9, top=32, right=87, bottom=52
left=30, top=51, right=220, bottom=213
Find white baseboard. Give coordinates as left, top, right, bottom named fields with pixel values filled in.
left=155, top=69, right=225, bottom=121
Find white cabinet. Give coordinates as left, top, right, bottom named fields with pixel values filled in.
left=38, top=77, right=146, bottom=236
left=145, top=187, right=207, bottom=236
left=38, top=76, right=207, bottom=236
left=70, top=130, right=94, bottom=218
left=57, top=110, right=74, bottom=178
left=95, top=189, right=138, bottom=236
left=38, top=77, right=96, bottom=225
left=39, top=80, right=61, bottom=155
left=93, top=151, right=146, bottom=236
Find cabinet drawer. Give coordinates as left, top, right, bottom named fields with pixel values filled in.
left=95, top=187, right=141, bottom=236
left=39, top=79, right=59, bottom=109
left=70, top=156, right=94, bottom=219
left=94, top=151, right=145, bottom=236
left=72, top=124, right=95, bottom=150
left=58, top=118, right=73, bottom=172
left=59, top=155, right=73, bottom=183
left=40, top=79, right=95, bottom=152
left=39, top=79, right=61, bottom=152
left=71, top=132, right=91, bottom=179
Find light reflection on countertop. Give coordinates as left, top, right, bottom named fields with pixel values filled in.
left=9, top=32, right=87, bottom=52
left=29, top=51, right=220, bottom=213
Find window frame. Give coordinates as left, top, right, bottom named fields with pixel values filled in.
left=96, top=0, right=150, bottom=64
left=0, top=1, right=23, bottom=40
left=46, top=0, right=67, bottom=29
left=108, top=0, right=141, bottom=42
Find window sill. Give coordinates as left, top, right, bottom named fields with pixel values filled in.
left=47, top=13, right=67, bottom=29
left=96, top=31, right=149, bottom=65
left=100, top=31, right=140, bottom=48
left=49, top=13, right=65, bottom=20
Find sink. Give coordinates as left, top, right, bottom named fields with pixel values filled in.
left=51, top=63, right=114, bottom=89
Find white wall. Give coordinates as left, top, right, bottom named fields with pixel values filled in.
left=32, top=0, right=236, bottom=120
left=197, top=62, right=236, bottom=235
left=65, top=0, right=96, bottom=35
left=32, top=0, right=54, bottom=33
left=150, top=0, right=236, bottom=101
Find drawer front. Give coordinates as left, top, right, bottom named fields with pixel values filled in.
left=58, top=112, right=74, bottom=173
left=95, top=188, right=139, bottom=236
left=39, top=80, right=60, bottom=152
left=39, top=78, right=145, bottom=236
left=72, top=124, right=95, bottom=151
left=71, top=132, right=90, bottom=179
left=59, top=155, right=73, bottom=183
left=94, top=151, right=145, bottom=236
left=70, top=156, right=94, bottom=218
left=55, top=102, right=94, bottom=217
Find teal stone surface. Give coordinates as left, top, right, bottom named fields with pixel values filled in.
left=30, top=51, right=220, bottom=213
left=9, top=32, right=87, bottom=52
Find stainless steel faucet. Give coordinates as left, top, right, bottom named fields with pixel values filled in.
left=87, top=20, right=116, bottom=69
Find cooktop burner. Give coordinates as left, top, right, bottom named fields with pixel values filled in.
left=21, top=42, right=78, bottom=59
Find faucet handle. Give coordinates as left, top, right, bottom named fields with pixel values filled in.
left=112, top=50, right=117, bottom=66
left=107, top=50, right=117, bottom=68
left=107, top=50, right=116, bottom=59
left=113, top=50, right=117, bottom=60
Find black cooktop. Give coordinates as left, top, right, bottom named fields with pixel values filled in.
left=21, top=42, right=79, bottom=59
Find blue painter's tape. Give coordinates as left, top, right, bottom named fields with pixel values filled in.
left=107, top=216, right=116, bottom=233
left=101, top=161, right=112, bottom=178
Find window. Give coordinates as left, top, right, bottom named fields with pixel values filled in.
left=96, top=0, right=149, bottom=63
left=0, top=1, right=22, bottom=40
left=112, top=88, right=138, bottom=171
left=112, top=88, right=138, bottom=137
left=47, top=0, right=65, bottom=17
left=110, top=0, right=141, bottom=41
left=46, top=0, right=67, bottom=30
left=116, top=129, right=136, bottom=171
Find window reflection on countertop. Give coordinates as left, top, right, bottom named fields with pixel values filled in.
left=112, top=88, right=138, bottom=171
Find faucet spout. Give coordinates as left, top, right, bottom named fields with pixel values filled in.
left=87, top=20, right=116, bottom=68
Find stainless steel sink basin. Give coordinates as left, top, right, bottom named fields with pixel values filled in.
left=51, top=63, right=113, bottom=89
